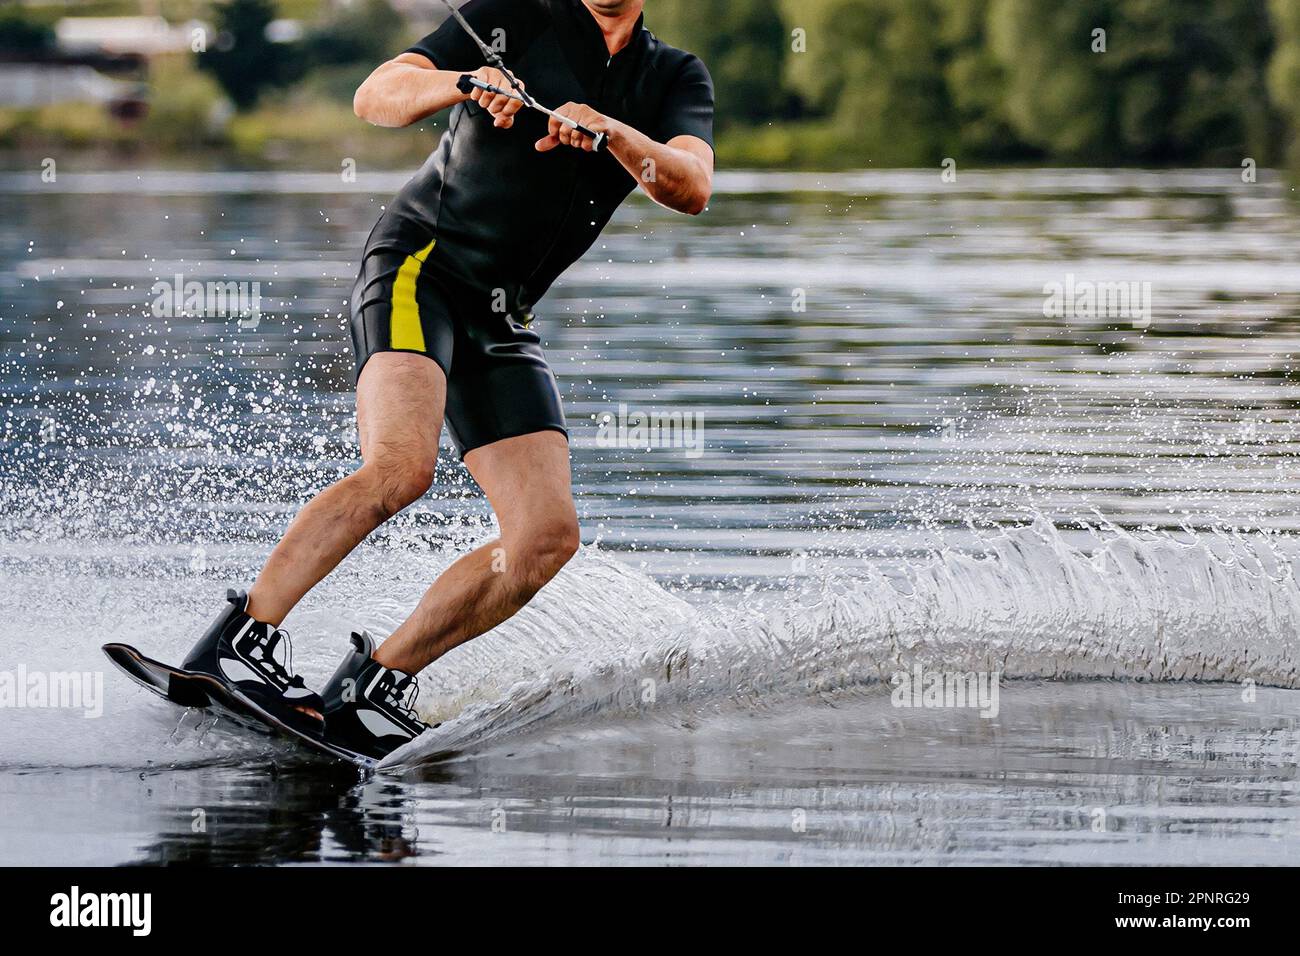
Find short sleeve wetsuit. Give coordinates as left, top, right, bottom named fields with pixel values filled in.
left=349, top=0, right=714, bottom=457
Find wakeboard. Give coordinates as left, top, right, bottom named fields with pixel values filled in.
left=101, top=643, right=376, bottom=770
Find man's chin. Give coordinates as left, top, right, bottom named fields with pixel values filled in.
left=584, top=0, right=640, bottom=17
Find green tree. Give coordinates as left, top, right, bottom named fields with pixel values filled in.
left=778, top=0, right=877, bottom=116
left=774, top=0, right=972, bottom=164
left=988, top=0, right=1276, bottom=164
left=845, top=0, right=953, bottom=164
left=986, top=0, right=1113, bottom=158
left=302, top=0, right=404, bottom=68
left=0, top=9, right=55, bottom=52
left=1269, top=0, right=1300, bottom=167
left=647, top=0, right=789, bottom=125
left=937, top=0, right=1022, bottom=160
left=199, top=0, right=301, bottom=111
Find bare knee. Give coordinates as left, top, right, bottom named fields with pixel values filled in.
left=506, top=518, right=579, bottom=598
left=357, top=457, right=434, bottom=520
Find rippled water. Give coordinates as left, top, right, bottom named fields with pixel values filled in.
left=2, top=167, right=1299, bottom=864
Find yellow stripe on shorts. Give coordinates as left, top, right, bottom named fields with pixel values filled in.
left=390, top=239, right=436, bottom=352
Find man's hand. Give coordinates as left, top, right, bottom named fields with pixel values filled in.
left=536, top=102, right=612, bottom=152
left=532, top=103, right=710, bottom=214
left=467, top=66, right=527, bottom=129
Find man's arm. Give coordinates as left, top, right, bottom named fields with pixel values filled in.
left=354, top=48, right=713, bottom=216
left=610, top=125, right=714, bottom=216
left=537, top=107, right=713, bottom=216
left=353, top=52, right=526, bottom=129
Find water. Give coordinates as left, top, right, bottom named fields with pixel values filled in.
left=2, top=167, right=1299, bottom=864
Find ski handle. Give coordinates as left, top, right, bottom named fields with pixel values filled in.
left=456, top=74, right=607, bottom=152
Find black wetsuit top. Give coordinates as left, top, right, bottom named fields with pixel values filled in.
left=386, top=0, right=715, bottom=313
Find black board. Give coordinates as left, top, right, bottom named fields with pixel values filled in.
left=102, top=643, right=376, bottom=770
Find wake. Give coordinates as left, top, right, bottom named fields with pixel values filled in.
left=2, top=514, right=1295, bottom=770
left=382, top=518, right=1300, bottom=767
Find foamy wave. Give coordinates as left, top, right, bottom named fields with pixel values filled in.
left=2, top=515, right=1294, bottom=771
left=383, top=518, right=1300, bottom=768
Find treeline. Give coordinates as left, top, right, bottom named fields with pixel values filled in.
left=648, top=0, right=1300, bottom=168
left=195, top=0, right=406, bottom=108
left=4, top=0, right=1300, bottom=169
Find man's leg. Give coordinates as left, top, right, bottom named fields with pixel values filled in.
left=372, top=430, right=578, bottom=675
left=246, top=353, right=446, bottom=624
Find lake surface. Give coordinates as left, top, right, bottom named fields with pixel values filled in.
left=2, top=167, right=1299, bottom=864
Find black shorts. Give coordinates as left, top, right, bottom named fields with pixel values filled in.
left=349, top=228, right=567, bottom=459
